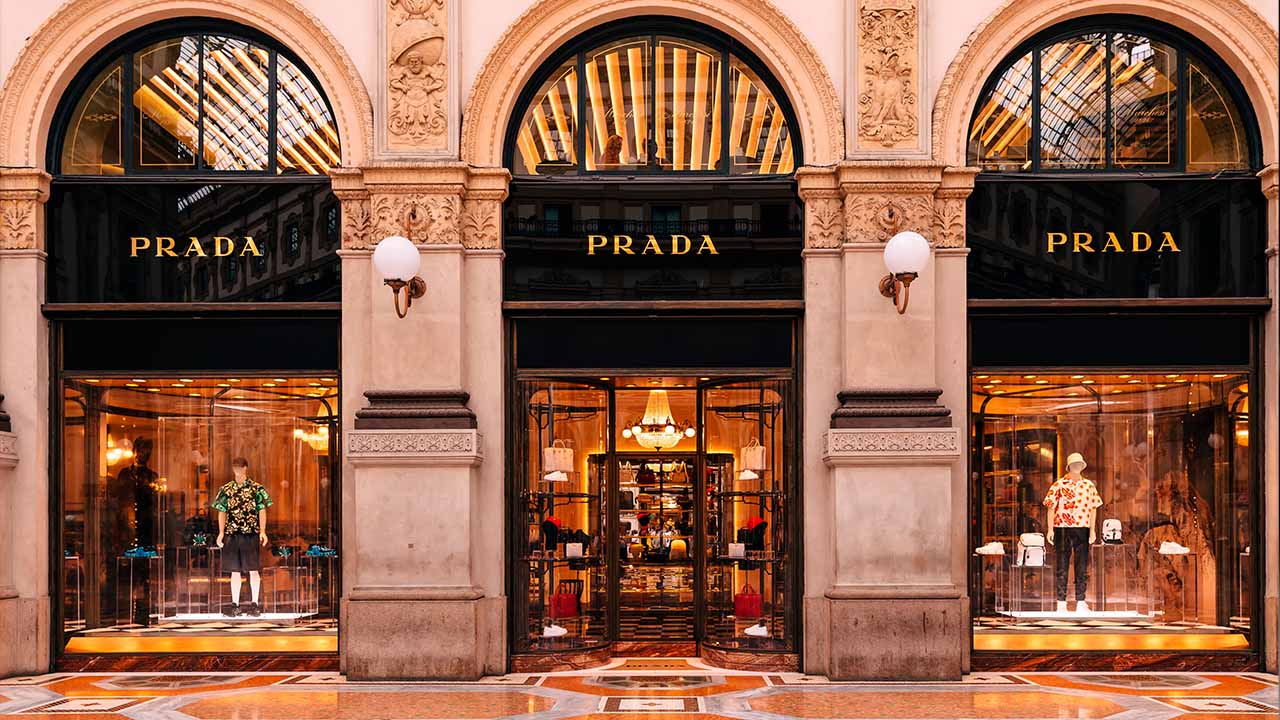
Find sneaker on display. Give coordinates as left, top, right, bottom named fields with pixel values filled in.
left=1055, top=600, right=1068, bottom=613
left=745, top=622, right=769, bottom=637
left=975, top=541, right=1005, bottom=555
left=543, top=470, right=569, bottom=483
left=543, top=623, right=568, bottom=637
left=1075, top=601, right=1091, bottom=613
left=1159, top=541, right=1190, bottom=555
left=223, top=604, right=241, bottom=618
left=738, top=469, right=759, bottom=481
left=246, top=602, right=262, bottom=617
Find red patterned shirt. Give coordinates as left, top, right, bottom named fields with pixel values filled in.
left=1043, top=476, right=1102, bottom=527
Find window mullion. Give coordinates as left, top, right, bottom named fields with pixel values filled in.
left=577, top=51, right=586, bottom=175
left=197, top=35, right=206, bottom=170
left=1104, top=33, right=1113, bottom=170
left=1031, top=47, right=1041, bottom=173
left=268, top=50, right=279, bottom=174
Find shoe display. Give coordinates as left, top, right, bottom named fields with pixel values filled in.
left=223, top=604, right=241, bottom=618
left=744, top=621, right=769, bottom=637
left=246, top=602, right=262, bottom=617
left=1159, top=541, right=1190, bottom=555
left=542, top=623, right=568, bottom=637
left=123, top=545, right=159, bottom=558
left=738, top=469, right=759, bottom=481
left=1075, top=601, right=1090, bottom=613
left=305, top=544, right=338, bottom=557
left=975, top=541, right=1005, bottom=555
left=543, top=470, right=569, bottom=482
left=1055, top=600, right=1068, bottom=613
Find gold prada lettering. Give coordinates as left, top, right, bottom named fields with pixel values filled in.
left=240, top=236, right=262, bottom=256
left=157, top=237, right=177, bottom=257
left=587, top=234, right=608, bottom=255
left=585, top=234, right=720, bottom=256
left=1045, top=231, right=1181, bottom=253
left=130, top=237, right=151, bottom=257
left=128, top=236, right=265, bottom=258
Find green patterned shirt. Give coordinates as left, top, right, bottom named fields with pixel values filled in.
left=213, top=478, right=273, bottom=534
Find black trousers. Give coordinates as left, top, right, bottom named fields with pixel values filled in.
left=1053, top=527, right=1091, bottom=601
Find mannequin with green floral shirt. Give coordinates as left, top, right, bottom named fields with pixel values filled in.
left=213, top=457, right=273, bottom=617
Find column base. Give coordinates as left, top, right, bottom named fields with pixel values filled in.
left=0, top=595, right=50, bottom=677
left=341, top=594, right=504, bottom=680
left=823, top=592, right=965, bottom=680
left=1266, top=593, right=1277, bottom=673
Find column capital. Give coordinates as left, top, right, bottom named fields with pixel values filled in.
left=0, top=169, right=51, bottom=250
left=1259, top=163, right=1279, bottom=200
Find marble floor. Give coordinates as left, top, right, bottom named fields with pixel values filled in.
left=0, top=659, right=1275, bottom=719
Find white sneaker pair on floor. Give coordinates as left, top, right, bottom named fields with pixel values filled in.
left=1056, top=600, right=1090, bottom=613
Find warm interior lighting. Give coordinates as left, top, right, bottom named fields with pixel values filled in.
left=622, top=389, right=694, bottom=450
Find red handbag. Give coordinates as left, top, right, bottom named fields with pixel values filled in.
left=549, top=579, right=582, bottom=618
left=734, top=582, right=763, bottom=618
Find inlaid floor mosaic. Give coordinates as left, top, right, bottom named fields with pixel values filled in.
left=0, top=661, right=1274, bottom=719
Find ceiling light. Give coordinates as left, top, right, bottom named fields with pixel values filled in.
left=132, top=379, right=148, bottom=383
left=1128, top=379, right=1140, bottom=384
left=171, top=383, right=185, bottom=387
left=179, top=378, right=194, bottom=383
left=1081, top=380, right=1095, bottom=385
left=125, top=383, right=138, bottom=387
left=993, top=390, right=1005, bottom=395
left=989, top=379, right=1003, bottom=385
left=1070, top=375, right=1084, bottom=379
left=1166, top=374, right=1180, bottom=378
left=86, top=379, right=100, bottom=383
left=976, top=375, right=989, bottom=379
left=1118, top=374, right=1132, bottom=379
left=1023, top=374, right=1037, bottom=379
left=264, top=383, right=276, bottom=387
left=1156, top=383, right=1167, bottom=388
left=227, top=378, right=240, bottom=383
left=1212, top=374, right=1228, bottom=378
left=274, top=378, right=287, bottom=383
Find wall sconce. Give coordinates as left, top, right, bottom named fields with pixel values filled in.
left=373, top=235, right=426, bottom=318
left=879, top=230, right=930, bottom=314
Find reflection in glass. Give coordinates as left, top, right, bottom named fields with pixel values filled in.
left=1111, top=35, right=1177, bottom=169
left=971, top=372, right=1253, bottom=644
left=277, top=54, right=341, bottom=175
left=61, top=62, right=123, bottom=175
left=1187, top=59, right=1247, bottom=171
left=60, top=377, right=339, bottom=651
left=134, top=37, right=201, bottom=168
left=1040, top=34, right=1107, bottom=168
left=585, top=38, right=648, bottom=171
left=729, top=57, right=793, bottom=174
left=202, top=36, right=269, bottom=171
left=968, top=53, right=1032, bottom=170
left=656, top=38, right=720, bottom=171
left=514, top=59, right=578, bottom=175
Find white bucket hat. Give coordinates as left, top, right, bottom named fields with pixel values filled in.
left=1065, top=452, right=1087, bottom=472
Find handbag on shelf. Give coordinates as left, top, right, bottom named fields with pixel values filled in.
left=619, top=487, right=636, bottom=510
left=1102, top=518, right=1122, bottom=544
left=1017, top=532, right=1045, bottom=567
left=620, top=462, right=638, bottom=484
left=669, top=538, right=688, bottom=560
left=549, top=579, right=582, bottom=618
left=734, top=582, right=763, bottom=618
left=672, top=461, right=689, bottom=484
left=741, top=438, right=766, bottom=471
left=727, top=542, right=746, bottom=558
left=542, top=440, right=574, bottom=474
left=637, top=465, right=657, bottom=485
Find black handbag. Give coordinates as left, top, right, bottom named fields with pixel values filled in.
left=619, top=488, right=635, bottom=510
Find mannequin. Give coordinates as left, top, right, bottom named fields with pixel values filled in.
left=115, top=437, right=157, bottom=625
left=1044, top=452, right=1103, bottom=613
left=213, top=457, right=273, bottom=617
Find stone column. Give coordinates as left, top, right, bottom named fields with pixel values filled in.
left=0, top=169, right=51, bottom=676
left=1261, top=163, right=1278, bottom=673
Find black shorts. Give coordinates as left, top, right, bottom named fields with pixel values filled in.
left=221, top=533, right=262, bottom=572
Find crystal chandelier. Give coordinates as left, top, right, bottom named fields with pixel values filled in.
left=622, top=389, right=695, bottom=451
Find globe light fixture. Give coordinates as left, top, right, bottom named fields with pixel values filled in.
left=373, top=235, right=426, bottom=318
left=879, top=230, right=930, bottom=314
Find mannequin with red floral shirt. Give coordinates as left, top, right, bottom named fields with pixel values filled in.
left=1044, top=452, right=1103, bottom=613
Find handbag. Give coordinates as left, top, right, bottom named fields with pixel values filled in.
left=620, top=462, right=637, bottom=484
left=727, top=542, right=746, bottom=558
left=669, top=538, right=688, bottom=560
left=1017, top=532, right=1045, bottom=567
left=542, top=440, right=574, bottom=474
left=1102, top=518, right=1122, bottom=544
left=741, top=438, right=766, bottom=471
left=619, top=487, right=635, bottom=509
left=734, top=582, right=763, bottom=617
left=672, top=461, right=689, bottom=484
left=549, top=579, right=582, bottom=618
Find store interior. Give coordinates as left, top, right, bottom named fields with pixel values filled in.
left=970, top=371, right=1254, bottom=652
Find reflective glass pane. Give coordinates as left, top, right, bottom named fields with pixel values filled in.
left=134, top=36, right=201, bottom=168
left=513, top=59, right=578, bottom=176
left=1111, top=35, right=1177, bottom=169
left=968, top=53, right=1033, bottom=170
left=61, top=61, right=123, bottom=175
left=202, top=36, right=269, bottom=171
left=1039, top=34, right=1107, bottom=169
left=728, top=57, right=794, bottom=174
left=656, top=38, right=720, bottom=171
left=584, top=37, right=649, bottom=171
left=1187, top=59, right=1248, bottom=171
left=277, top=54, right=341, bottom=175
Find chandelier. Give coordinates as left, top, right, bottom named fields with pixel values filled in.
left=294, top=425, right=330, bottom=452
left=622, top=389, right=695, bottom=451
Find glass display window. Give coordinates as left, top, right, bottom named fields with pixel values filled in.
left=58, top=376, right=339, bottom=653
left=970, top=372, right=1254, bottom=651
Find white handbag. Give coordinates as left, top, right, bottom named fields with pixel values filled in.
left=565, top=542, right=583, bottom=558
left=740, top=438, right=766, bottom=471
left=620, top=461, right=637, bottom=484
left=1017, top=532, right=1045, bottom=567
left=542, top=439, right=574, bottom=473
left=1102, top=518, right=1122, bottom=544
left=727, top=543, right=746, bottom=558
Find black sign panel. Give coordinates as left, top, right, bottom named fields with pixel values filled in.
left=516, top=317, right=794, bottom=369
left=967, top=179, right=1265, bottom=299
left=47, top=182, right=341, bottom=302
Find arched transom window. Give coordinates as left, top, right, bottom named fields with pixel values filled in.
left=968, top=24, right=1254, bottom=172
left=58, top=29, right=340, bottom=175
left=509, top=27, right=798, bottom=176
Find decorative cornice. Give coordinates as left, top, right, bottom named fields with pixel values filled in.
left=355, top=389, right=477, bottom=429
left=347, top=428, right=483, bottom=466
left=831, top=387, right=952, bottom=428
left=823, top=427, right=961, bottom=465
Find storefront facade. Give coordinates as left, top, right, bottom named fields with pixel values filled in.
left=0, top=0, right=1275, bottom=680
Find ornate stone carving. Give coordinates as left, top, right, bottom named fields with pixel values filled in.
left=931, top=196, right=965, bottom=249
left=372, top=192, right=461, bottom=245
left=856, top=0, right=918, bottom=149
left=0, top=169, right=49, bottom=250
left=462, top=200, right=500, bottom=249
left=0, top=431, right=17, bottom=469
left=348, top=429, right=482, bottom=457
left=803, top=195, right=844, bottom=249
left=0, top=201, right=35, bottom=249
left=843, top=193, right=932, bottom=243
left=340, top=195, right=373, bottom=249
left=386, top=0, right=448, bottom=150
left=824, top=427, right=960, bottom=457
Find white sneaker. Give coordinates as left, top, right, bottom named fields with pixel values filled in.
left=975, top=541, right=1005, bottom=556
left=542, top=623, right=568, bottom=637
left=1055, top=600, right=1068, bottom=613
left=744, top=622, right=769, bottom=637
left=1159, top=541, right=1190, bottom=555
left=543, top=470, right=569, bottom=482
left=1075, top=601, right=1090, bottom=614
left=738, top=469, right=759, bottom=481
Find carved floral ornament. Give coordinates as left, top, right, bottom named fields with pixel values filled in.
left=857, top=0, right=919, bottom=148
left=843, top=193, right=933, bottom=244
left=387, top=0, right=448, bottom=148
left=372, top=192, right=461, bottom=246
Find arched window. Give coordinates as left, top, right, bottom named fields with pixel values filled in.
left=968, top=20, right=1256, bottom=172
left=56, top=26, right=340, bottom=175
left=507, top=23, right=798, bottom=176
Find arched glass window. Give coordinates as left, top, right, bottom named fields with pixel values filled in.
left=508, top=27, right=797, bottom=176
left=58, top=29, right=340, bottom=175
left=968, top=24, right=1254, bottom=172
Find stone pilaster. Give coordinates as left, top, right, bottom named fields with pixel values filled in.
left=380, top=0, right=460, bottom=158
left=848, top=0, right=928, bottom=159
left=1260, top=163, right=1278, bottom=673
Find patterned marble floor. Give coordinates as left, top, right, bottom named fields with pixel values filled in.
left=0, top=660, right=1275, bottom=719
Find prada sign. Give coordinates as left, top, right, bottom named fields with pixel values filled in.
left=1046, top=231, right=1180, bottom=253
left=130, top=236, right=264, bottom=258
left=587, top=234, right=720, bottom=256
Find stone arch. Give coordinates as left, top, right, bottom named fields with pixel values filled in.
left=0, top=0, right=374, bottom=169
left=932, top=0, right=1279, bottom=167
left=461, top=0, right=843, bottom=168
